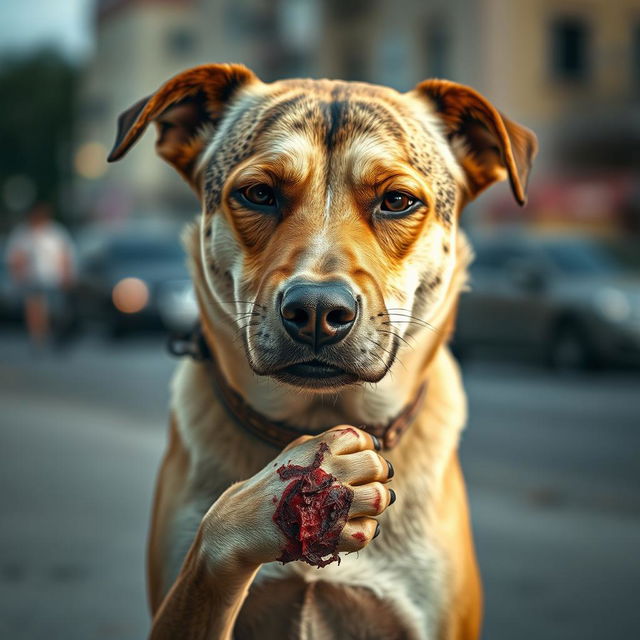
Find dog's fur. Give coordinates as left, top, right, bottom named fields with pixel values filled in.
left=109, top=64, right=536, bottom=640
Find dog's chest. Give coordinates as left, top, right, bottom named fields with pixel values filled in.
left=249, top=534, right=446, bottom=640
left=170, top=482, right=446, bottom=640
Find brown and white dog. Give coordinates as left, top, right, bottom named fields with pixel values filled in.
left=108, top=64, right=536, bottom=640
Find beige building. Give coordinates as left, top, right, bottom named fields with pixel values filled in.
left=76, top=0, right=639, bottom=222
left=320, top=0, right=639, bottom=167
left=76, top=0, right=283, bottom=221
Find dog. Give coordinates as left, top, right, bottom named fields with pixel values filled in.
left=108, top=63, right=536, bottom=639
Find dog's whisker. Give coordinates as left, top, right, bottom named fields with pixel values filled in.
left=369, top=340, right=406, bottom=373
left=370, top=339, right=395, bottom=358
left=222, top=299, right=266, bottom=309
left=382, top=320, right=439, bottom=333
left=376, top=328, right=415, bottom=349
left=383, top=310, right=437, bottom=328
left=379, top=313, right=435, bottom=328
left=238, top=321, right=261, bottom=332
left=367, top=345, right=394, bottom=377
left=232, top=318, right=258, bottom=328
left=233, top=312, right=261, bottom=322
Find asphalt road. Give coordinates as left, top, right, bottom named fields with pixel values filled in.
left=0, top=330, right=638, bottom=640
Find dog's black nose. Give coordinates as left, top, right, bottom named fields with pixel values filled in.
left=280, top=282, right=357, bottom=349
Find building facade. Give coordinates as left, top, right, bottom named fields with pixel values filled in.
left=75, top=0, right=639, bottom=225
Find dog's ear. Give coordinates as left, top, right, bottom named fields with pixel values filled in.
left=107, top=63, right=259, bottom=185
left=412, top=79, right=537, bottom=205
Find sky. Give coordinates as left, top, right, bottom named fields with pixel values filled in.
left=0, top=0, right=93, bottom=60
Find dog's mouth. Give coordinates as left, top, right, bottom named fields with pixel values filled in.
left=284, top=359, right=347, bottom=379
left=273, top=359, right=359, bottom=389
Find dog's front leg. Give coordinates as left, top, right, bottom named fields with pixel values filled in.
left=149, top=425, right=394, bottom=639
left=149, top=521, right=258, bottom=640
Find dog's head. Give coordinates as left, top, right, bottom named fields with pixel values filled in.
left=109, top=64, right=536, bottom=392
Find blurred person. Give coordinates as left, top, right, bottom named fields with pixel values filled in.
left=5, top=202, right=76, bottom=349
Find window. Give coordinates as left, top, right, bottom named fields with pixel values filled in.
left=550, top=17, right=590, bottom=82
left=634, top=24, right=640, bottom=88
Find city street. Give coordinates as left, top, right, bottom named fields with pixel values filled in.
left=1, top=330, right=639, bottom=640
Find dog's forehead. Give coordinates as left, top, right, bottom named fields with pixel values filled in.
left=202, top=78, right=458, bottom=222
left=250, top=79, right=444, bottom=156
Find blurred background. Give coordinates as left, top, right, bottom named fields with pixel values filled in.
left=0, top=1, right=638, bottom=638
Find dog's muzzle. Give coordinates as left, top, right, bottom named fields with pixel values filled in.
left=280, top=281, right=357, bottom=352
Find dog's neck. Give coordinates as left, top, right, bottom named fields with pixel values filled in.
left=186, top=223, right=471, bottom=433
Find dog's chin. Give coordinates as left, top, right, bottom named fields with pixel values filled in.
left=270, top=360, right=360, bottom=391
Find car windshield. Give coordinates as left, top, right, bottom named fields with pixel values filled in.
left=599, top=239, right=640, bottom=271
left=540, top=239, right=637, bottom=275
left=108, top=238, right=184, bottom=263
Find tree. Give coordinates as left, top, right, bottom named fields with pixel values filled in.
left=0, top=48, right=78, bottom=230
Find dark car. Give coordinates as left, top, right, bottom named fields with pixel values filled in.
left=75, top=229, right=197, bottom=336
left=456, top=233, right=640, bottom=369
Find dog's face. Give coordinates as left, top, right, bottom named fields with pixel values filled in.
left=109, top=65, right=536, bottom=391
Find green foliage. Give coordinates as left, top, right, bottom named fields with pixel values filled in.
left=0, top=48, right=78, bottom=224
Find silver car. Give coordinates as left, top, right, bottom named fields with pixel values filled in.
left=456, top=233, right=640, bottom=369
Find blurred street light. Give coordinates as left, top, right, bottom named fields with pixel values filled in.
left=112, top=277, right=149, bottom=314
left=74, top=141, right=108, bottom=180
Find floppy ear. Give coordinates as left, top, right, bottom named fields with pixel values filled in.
left=107, top=63, right=259, bottom=184
left=413, top=79, right=537, bottom=205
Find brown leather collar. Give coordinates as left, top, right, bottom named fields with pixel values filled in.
left=168, top=324, right=427, bottom=451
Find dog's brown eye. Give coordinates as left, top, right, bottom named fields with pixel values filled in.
left=241, top=184, right=276, bottom=208
left=381, top=191, right=416, bottom=214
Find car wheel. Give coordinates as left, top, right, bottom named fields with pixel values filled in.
left=548, top=323, right=597, bottom=371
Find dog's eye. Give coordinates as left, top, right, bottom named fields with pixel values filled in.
left=241, top=184, right=276, bottom=208
left=380, top=191, right=417, bottom=214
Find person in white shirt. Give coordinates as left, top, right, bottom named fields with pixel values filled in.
left=6, top=202, right=75, bottom=348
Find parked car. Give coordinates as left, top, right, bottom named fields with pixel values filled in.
left=456, top=233, right=640, bottom=369
left=75, top=228, right=198, bottom=336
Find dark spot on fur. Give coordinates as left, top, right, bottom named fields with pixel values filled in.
left=319, top=253, right=341, bottom=273
left=323, top=96, right=348, bottom=151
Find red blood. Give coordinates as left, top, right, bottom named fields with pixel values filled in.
left=272, top=443, right=353, bottom=568
left=352, top=532, right=366, bottom=543
left=372, top=491, right=382, bottom=512
left=336, top=427, right=359, bottom=438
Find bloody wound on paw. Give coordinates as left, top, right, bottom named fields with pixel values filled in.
left=272, top=443, right=353, bottom=568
